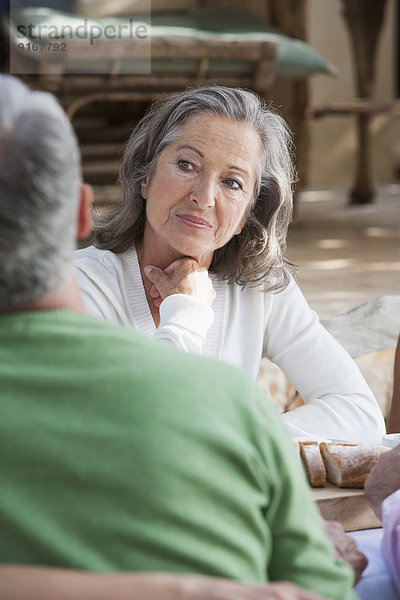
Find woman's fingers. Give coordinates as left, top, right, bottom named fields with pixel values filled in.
left=144, top=259, right=215, bottom=307
left=149, top=284, right=161, bottom=299
left=153, top=296, right=163, bottom=309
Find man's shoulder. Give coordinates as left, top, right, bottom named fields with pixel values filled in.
left=83, top=313, right=270, bottom=415
left=30, top=310, right=281, bottom=438
left=4, top=309, right=285, bottom=465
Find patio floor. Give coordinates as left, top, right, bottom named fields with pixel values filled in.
left=287, top=183, right=400, bottom=318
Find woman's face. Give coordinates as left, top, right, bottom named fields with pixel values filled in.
left=140, top=113, right=261, bottom=266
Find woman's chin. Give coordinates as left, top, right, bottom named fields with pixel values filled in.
left=168, top=240, right=213, bottom=264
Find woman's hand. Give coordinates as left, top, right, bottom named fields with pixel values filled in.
left=144, top=258, right=216, bottom=309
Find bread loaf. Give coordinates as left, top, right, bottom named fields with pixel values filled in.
left=320, top=442, right=386, bottom=488
left=299, top=441, right=326, bottom=487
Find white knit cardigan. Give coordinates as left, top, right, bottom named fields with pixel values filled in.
left=75, top=245, right=385, bottom=444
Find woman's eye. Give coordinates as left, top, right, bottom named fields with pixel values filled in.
left=225, top=179, right=242, bottom=190
left=178, top=160, right=193, bottom=171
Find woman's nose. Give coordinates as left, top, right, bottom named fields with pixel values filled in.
left=190, top=176, right=216, bottom=209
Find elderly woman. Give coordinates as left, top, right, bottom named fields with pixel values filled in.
left=76, top=85, right=384, bottom=444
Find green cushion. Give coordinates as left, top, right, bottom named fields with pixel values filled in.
left=152, top=6, right=338, bottom=79
left=6, top=6, right=338, bottom=79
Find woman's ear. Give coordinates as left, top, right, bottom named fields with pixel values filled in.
left=141, top=177, right=148, bottom=199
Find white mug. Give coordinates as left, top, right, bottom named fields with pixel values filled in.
left=382, top=433, right=400, bottom=448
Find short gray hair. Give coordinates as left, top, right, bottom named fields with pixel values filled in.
left=95, top=86, right=296, bottom=291
left=0, top=75, right=82, bottom=308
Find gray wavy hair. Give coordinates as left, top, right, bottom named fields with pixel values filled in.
left=0, top=75, right=81, bottom=308
left=95, top=86, right=296, bottom=291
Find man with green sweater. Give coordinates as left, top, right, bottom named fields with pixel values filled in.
left=0, top=74, right=357, bottom=600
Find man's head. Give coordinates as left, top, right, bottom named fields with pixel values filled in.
left=0, top=75, right=84, bottom=309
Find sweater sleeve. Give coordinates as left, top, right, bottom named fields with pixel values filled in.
left=263, top=276, right=385, bottom=444
left=155, top=294, right=214, bottom=354
left=381, top=489, right=400, bottom=593
left=250, top=390, right=357, bottom=600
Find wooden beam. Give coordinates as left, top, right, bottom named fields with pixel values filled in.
left=309, top=99, right=400, bottom=119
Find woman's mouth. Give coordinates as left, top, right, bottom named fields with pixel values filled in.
left=176, top=214, right=213, bottom=230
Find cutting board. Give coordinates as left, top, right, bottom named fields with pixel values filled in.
left=312, top=483, right=382, bottom=532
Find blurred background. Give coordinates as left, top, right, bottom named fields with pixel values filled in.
left=1, top=0, right=399, bottom=317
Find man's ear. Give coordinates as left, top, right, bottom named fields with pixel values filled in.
left=77, top=183, right=93, bottom=240
left=140, top=177, right=148, bottom=199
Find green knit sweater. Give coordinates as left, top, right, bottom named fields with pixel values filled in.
left=0, top=310, right=356, bottom=599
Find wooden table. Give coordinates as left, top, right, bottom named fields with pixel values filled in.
left=312, top=483, right=381, bottom=532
